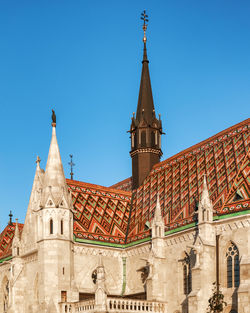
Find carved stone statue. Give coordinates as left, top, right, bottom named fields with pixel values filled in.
left=52, top=109, right=56, bottom=124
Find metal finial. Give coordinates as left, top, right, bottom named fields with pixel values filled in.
left=52, top=109, right=56, bottom=126
left=141, top=10, right=149, bottom=43
left=9, top=210, right=13, bottom=225
left=68, top=154, right=75, bottom=180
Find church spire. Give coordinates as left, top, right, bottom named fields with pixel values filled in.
left=41, top=110, right=71, bottom=208
left=129, top=12, right=163, bottom=190
left=136, top=10, right=155, bottom=126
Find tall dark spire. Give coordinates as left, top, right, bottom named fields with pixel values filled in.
left=129, top=12, right=163, bottom=190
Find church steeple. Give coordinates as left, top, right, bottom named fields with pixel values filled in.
left=129, top=11, right=163, bottom=190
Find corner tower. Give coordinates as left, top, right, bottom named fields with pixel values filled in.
left=129, top=11, right=163, bottom=190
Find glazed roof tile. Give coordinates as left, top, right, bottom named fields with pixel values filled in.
left=127, top=118, right=249, bottom=236
left=67, top=180, right=132, bottom=240
left=0, top=223, right=23, bottom=259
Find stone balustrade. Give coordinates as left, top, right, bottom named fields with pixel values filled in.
left=60, top=298, right=166, bottom=313
left=107, top=298, right=166, bottom=313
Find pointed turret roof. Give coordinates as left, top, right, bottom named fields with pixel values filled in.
left=200, top=175, right=213, bottom=209
left=153, top=194, right=164, bottom=225
left=41, top=115, right=71, bottom=208
left=14, top=219, right=20, bottom=240
left=136, top=41, right=156, bottom=126
left=44, top=125, right=66, bottom=190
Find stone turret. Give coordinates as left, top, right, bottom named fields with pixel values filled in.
left=37, top=112, right=77, bottom=312
left=198, top=175, right=215, bottom=242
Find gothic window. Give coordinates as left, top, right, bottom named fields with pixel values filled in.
left=226, top=242, right=240, bottom=288
left=50, top=219, right=53, bottom=234
left=61, top=220, right=63, bottom=235
left=183, top=254, right=192, bottom=295
left=141, top=131, right=146, bottom=147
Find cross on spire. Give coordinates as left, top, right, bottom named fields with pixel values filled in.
left=68, top=154, right=75, bottom=180
left=141, top=10, right=149, bottom=43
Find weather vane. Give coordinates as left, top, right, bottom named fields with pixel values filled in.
left=141, top=10, right=149, bottom=43
left=68, top=154, right=75, bottom=180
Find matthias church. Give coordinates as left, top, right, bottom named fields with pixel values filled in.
left=0, top=15, right=249, bottom=313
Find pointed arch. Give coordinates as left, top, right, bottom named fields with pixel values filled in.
left=226, top=242, right=240, bottom=288
left=182, top=252, right=192, bottom=295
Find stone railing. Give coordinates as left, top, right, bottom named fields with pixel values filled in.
left=60, top=298, right=166, bottom=313
left=107, top=298, right=166, bottom=313
left=75, top=299, right=95, bottom=312
left=60, top=299, right=95, bottom=313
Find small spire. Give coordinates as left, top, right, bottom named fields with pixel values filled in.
left=8, top=210, right=13, bottom=225
left=200, top=174, right=210, bottom=206
left=14, top=218, right=20, bottom=239
left=153, top=194, right=164, bottom=224
left=198, top=174, right=213, bottom=224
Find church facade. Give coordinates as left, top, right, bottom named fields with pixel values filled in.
left=0, top=20, right=249, bottom=313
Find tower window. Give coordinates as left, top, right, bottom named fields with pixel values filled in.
left=49, top=219, right=53, bottom=234
left=141, top=131, right=146, bottom=147
left=183, top=254, right=192, bottom=295
left=226, top=242, right=240, bottom=288
left=61, top=220, right=63, bottom=235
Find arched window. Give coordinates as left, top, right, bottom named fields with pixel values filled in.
left=49, top=219, right=53, bottom=235
left=183, top=254, right=192, bottom=295
left=141, top=131, right=146, bottom=147
left=61, top=220, right=63, bottom=235
left=226, top=242, right=240, bottom=288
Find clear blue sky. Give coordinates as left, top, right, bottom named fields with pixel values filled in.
left=0, top=0, right=249, bottom=229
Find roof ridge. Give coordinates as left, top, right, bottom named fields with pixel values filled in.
left=154, top=118, right=249, bottom=170
left=66, top=179, right=132, bottom=196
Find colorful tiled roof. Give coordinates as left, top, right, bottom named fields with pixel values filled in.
left=127, top=118, right=249, bottom=236
left=67, top=180, right=132, bottom=241
left=1, top=119, right=249, bottom=256
left=110, top=177, right=132, bottom=192
left=0, top=223, right=23, bottom=259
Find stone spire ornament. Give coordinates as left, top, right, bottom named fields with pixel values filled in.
left=12, top=219, right=21, bottom=257
left=198, top=174, right=213, bottom=224
left=151, top=194, right=165, bottom=239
